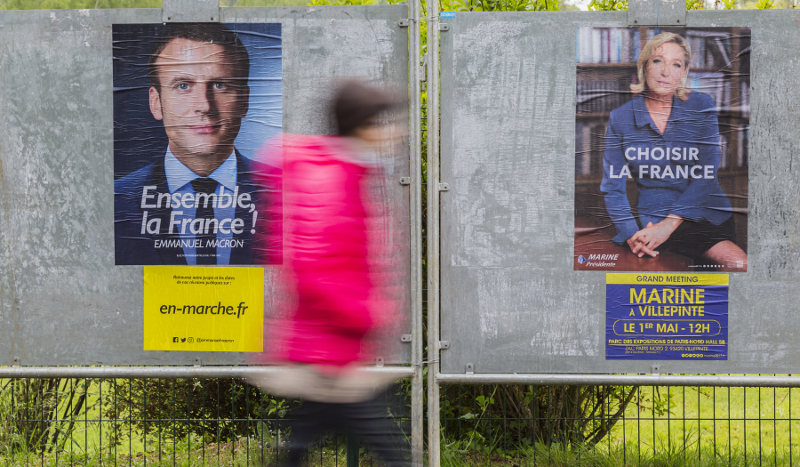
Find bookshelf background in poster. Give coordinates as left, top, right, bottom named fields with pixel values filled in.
left=574, top=27, right=750, bottom=251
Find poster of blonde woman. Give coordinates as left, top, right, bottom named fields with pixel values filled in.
left=574, top=27, right=750, bottom=272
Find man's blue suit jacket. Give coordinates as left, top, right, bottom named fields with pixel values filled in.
left=114, top=153, right=267, bottom=265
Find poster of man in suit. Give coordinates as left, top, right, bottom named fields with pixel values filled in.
left=113, top=22, right=282, bottom=265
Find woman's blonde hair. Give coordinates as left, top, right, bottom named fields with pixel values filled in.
left=630, top=32, right=691, bottom=100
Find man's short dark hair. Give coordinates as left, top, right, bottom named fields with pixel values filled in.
left=148, top=23, right=250, bottom=92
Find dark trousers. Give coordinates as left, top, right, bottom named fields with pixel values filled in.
left=283, top=392, right=410, bottom=466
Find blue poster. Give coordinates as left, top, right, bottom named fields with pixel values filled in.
left=112, top=23, right=282, bottom=266
left=606, top=273, right=728, bottom=360
left=574, top=28, right=750, bottom=273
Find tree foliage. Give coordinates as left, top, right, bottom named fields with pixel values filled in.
left=0, top=379, right=94, bottom=454
left=714, top=0, right=738, bottom=8
left=588, top=0, right=627, bottom=10
left=103, top=379, right=291, bottom=446
left=441, top=0, right=560, bottom=11
left=441, top=384, right=650, bottom=454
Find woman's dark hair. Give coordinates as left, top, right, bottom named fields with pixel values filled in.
left=333, top=80, right=401, bottom=136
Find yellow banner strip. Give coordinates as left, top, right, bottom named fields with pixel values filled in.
left=606, top=273, right=729, bottom=286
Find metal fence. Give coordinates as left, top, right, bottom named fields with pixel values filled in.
left=0, top=375, right=411, bottom=466
left=439, top=380, right=800, bottom=466
left=3, top=375, right=800, bottom=465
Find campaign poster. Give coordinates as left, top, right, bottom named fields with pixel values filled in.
left=606, top=273, right=728, bottom=360
left=574, top=28, right=750, bottom=272
left=113, top=23, right=282, bottom=265
left=143, top=266, right=264, bottom=352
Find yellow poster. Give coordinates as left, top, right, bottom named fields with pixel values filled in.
left=143, top=266, right=264, bottom=352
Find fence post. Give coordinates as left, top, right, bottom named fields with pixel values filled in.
left=426, top=0, right=442, bottom=465
left=347, top=435, right=359, bottom=467
left=408, top=0, right=426, bottom=461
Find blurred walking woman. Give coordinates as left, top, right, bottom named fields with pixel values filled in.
left=249, top=80, right=409, bottom=466
left=600, top=32, right=747, bottom=270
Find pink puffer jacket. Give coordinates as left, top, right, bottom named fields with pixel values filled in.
left=255, top=134, right=397, bottom=369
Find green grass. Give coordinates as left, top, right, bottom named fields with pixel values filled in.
left=604, top=385, right=799, bottom=461
left=442, top=385, right=800, bottom=466
left=3, top=382, right=800, bottom=465
left=0, top=437, right=363, bottom=466
left=0, top=439, right=273, bottom=466
left=442, top=440, right=796, bottom=466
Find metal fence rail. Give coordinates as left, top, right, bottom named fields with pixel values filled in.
left=3, top=373, right=798, bottom=466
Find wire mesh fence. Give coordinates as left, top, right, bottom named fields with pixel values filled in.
left=0, top=377, right=409, bottom=466
left=438, top=381, right=800, bottom=466
left=3, top=376, right=800, bottom=465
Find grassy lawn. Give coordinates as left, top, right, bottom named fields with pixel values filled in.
left=3, top=381, right=800, bottom=465
left=1, top=437, right=358, bottom=466
left=605, top=385, right=800, bottom=462
left=442, top=385, right=800, bottom=466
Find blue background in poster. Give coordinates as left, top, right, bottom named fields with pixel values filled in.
left=606, top=283, right=728, bottom=360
